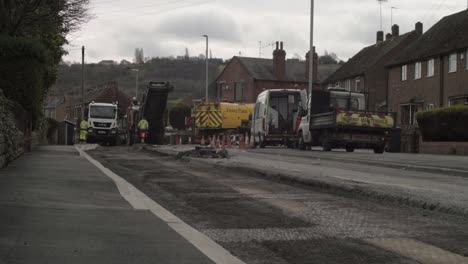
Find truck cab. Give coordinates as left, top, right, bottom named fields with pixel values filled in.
left=86, top=102, right=120, bottom=144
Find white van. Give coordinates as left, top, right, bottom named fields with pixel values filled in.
left=252, top=89, right=307, bottom=148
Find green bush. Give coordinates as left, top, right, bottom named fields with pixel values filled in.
left=416, top=105, right=468, bottom=141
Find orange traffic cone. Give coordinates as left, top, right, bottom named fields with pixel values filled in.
left=244, top=132, right=249, bottom=148
left=221, top=135, right=225, bottom=149
left=188, top=137, right=192, bottom=145
left=201, top=136, right=205, bottom=145
left=210, top=136, right=216, bottom=148
left=239, top=134, right=245, bottom=149
left=215, top=134, right=221, bottom=148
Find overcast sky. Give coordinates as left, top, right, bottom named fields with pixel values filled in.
left=63, top=0, right=468, bottom=63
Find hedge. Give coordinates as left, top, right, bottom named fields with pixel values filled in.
left=416, top=105, right=468, bottom=142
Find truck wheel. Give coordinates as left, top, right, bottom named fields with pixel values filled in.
left=374, top=145, right=385, bottom=154
left=298, top=132, right=306, bottom=151
left=346, top=146, right=355, bottom=152
left=322, top=139, right=332, bottom=152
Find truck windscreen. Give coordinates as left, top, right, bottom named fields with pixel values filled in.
left=332, top=97, right=360, bottom=111
left=90, top=106, right=117, bottom=119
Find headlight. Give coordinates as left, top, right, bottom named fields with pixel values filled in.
left=88, top=129, right=93, bottom=133
left=111, top=129, right=117, bottom=134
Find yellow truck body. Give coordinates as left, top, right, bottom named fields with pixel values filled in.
left=195, top=102, right=254, bottom=130
left=336, top=112, right=395, bottom=128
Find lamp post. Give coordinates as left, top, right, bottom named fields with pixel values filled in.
left=203, top=35, right=209, bottom=103
left=308, top=1, right=314, bottom=99
left=132, top=69, right=139, bottom=99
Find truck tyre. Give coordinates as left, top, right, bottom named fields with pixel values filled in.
left=374, top=145, right=385, bottom=154
left=322, top=139, right=332, bottom=152
left=298, top=132, right=306, bottom=151
left=258, top=133, right=266, bottom=148
left=346, top=146, right=355, bottom=152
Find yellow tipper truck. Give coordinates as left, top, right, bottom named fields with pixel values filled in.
left=195, top=102, right=254, bottom=134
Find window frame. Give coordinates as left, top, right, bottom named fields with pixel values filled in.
left=234, top=82, right=244, bottom=102
left=401, top=65, right=408, bottom=81
left=414, top=62, right=422, bottom=80
left=400, top=103, right=423, bottom=126
left=448, top=53, right=457, bottom=73
left=427, top=59, right=434, bottom=77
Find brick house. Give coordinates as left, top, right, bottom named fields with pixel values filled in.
left=387, top=9, right=468, bottom=127
left=65, top=81, right=131, bottom=123
left=323, top=24, right=422, bottom=111
left=214, top=42, right=339, bottom=103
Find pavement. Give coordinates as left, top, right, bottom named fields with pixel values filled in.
left=0, top=145, right=221, bottom=264
left=149, top=145, right=468, bottom=217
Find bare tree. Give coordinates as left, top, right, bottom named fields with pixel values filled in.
left=134, top=48, right=144, bottom=64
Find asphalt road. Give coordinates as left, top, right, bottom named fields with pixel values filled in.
left=89, top=146, right=468, bottom=264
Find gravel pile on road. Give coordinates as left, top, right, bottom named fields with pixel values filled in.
left=176, top=146, right=229, bottom=159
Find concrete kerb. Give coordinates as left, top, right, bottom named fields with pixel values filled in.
left=146, top=145, right=468, bottom=218
left=75, top=145, right=245, bottom=264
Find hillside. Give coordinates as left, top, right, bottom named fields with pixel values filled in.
left=51, top=58, right=226, bottom=101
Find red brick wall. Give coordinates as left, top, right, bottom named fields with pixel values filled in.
left=215, top=58, right=255, bottom=102
left=443, top=51, right=468, bottom=105
left=420, top=141, right=468, bottom=155
left=388, top=58, right=442, bottom=124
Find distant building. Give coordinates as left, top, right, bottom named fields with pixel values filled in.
left=43, top=96, right=68, bottom=121
left=387, top=9, right=468, bottom=127
left=214, top=41, right=338, bottom=103
left=98, top=60, right=116, bottom=66
left=120, top=59, right=132, bottom=65
left=323, top=24, right=422, bottom=111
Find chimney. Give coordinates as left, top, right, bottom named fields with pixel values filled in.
left=273, top=41, right=286, bottom=81
left=385, top=33, right=392, bottom=41
left=415, top=22, right=423, bottom=35
left=305, top=47, right=318, bottom=82
left=376, top=31, right=384, bottom=43
left=391, top=24, right=399, bottom=37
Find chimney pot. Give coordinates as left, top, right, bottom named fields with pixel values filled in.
left=415, top=22, right=423, bottom=35
left=376, top=31, right=384, bottom=43
left=273, top=42, right=286, bottom=81
left=386, top=33, right=392, bottom=41
left=391, top=24, right=400, bottom=37
left=280, top=41, right=283, bottom=50
left=275, top=41, right=279, bottom=50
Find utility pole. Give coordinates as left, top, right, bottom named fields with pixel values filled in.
left=391, top=6, right=398, bottom=26
left=308, top=0, right=314, bottom=98
left=203, top=35, right=209, bottom=103
left=81, top=46, right=85, bottom=120
left=377, top=0, right=388, bottom=31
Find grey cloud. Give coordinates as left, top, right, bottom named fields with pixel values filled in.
left=154, top=10, right=242, bottom=43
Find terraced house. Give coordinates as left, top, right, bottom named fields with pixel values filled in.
left=387, top=9, right=468, bottom=126
left=323, top=23, right=422, bottom=111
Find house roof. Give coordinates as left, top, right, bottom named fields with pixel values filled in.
left=234, top=56, right=340, bottom=83
left=388, top=9, right=468, bottom=66
left=325, top=31, right=419, bottom=83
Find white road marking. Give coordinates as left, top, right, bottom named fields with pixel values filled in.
left=76, top=146, right=245, bottom=264
left=367, top=238, right=468, bottom=264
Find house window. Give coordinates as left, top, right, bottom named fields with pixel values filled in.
left=414, top=62, right=422, bottom=79
left=466, top=50, right=468, bottom=69
left=449, top=53, right=457, bottom=73
left=401, top=65, right=407, bottom=81
left=449, top=96, right=468, bottom=106
left=345, top=79, right=351, bottom=91
left=234, top=82, right=244, bottom=102
left=400, top=104, right=422, bottom=126
left=355, top=78, right=361, bottom=92
left=427, top=59, right=434, bottom=77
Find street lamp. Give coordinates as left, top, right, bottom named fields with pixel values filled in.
left=308, top=1, right=314, bottom=99
left=132, top=69, right=139, bottom=99
left=202, top=35, right=209, bottom=103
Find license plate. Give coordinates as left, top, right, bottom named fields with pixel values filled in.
left=97, top=131, right=106, bottom=135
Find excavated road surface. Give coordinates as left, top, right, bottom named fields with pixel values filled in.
left=88, top=146, right=468, bottom=264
